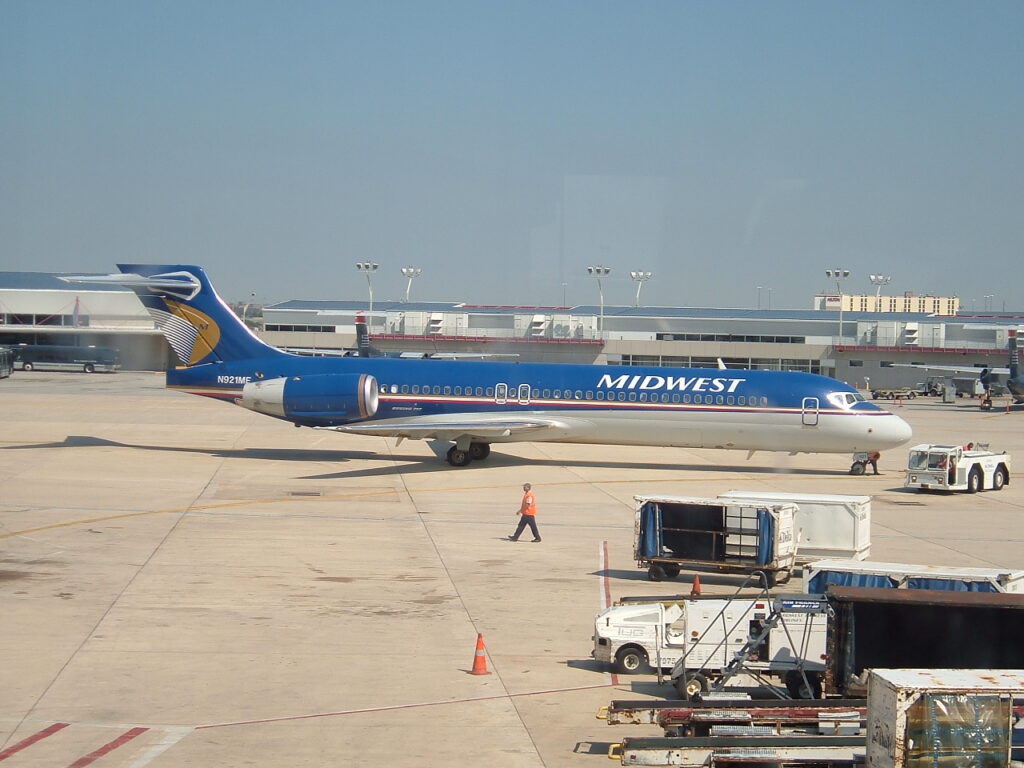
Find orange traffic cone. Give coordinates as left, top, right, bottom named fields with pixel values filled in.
left=690, top=574, right=702, bottom=596
left=470, top=633, right=491, bottom=675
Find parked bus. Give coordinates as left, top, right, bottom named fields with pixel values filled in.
left=12, top=344, right=120, bottom=373
left=0, top=346, right=12, bottom=378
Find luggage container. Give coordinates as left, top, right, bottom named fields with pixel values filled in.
left=634, top=495, right=798, bottom=586
left=824, top=587, right=1024, bottom=698
left=804, top=559, right=1024, bottom=594
left=719, top=491, right=871, bottom=561
left=866, top=668, right=1024, bottom=768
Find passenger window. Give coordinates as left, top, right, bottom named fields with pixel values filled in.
left=672, top=394, right=680, bottom=403
left=617, top=392, right=626, bottom=401
left=629, top=392, right=637, bottom=401
left=574, top=390, right=582, bottom=399
left=433, top=386, right=441, bottom=395
left=486, top=387, right=493, bottom=397
left=542, top=389, right=550, bottom=397
left=401, top=385, right=409, bottom=394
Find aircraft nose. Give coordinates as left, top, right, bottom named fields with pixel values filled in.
left=874, top=413, right=913, bottom=449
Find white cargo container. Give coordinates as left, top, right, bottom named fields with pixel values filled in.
left=719, top=490, right=871, bottom=561
left=866, top=668, right=1024, bottom=768
left=804, top=559, right=1024, bottom=594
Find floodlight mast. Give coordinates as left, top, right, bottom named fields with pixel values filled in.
left=629, top=270, right=652, bottom=307
left=587, top=265, right=612, bottom=333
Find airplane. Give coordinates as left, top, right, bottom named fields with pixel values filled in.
left=63, top=265, right=913, bottom=467
left=892, top=333, right=1024, bottom=409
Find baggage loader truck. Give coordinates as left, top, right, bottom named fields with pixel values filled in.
left=592, top=593, right=828, bottom=698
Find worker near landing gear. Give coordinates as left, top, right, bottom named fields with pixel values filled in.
left=508, top=483, right=541, bottom=542
left=867, top=450, right=881, bottom=475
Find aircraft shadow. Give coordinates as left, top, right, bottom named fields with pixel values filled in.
left=4, top=435, right=852, bottom=482
left=0, top=435, right=381, bottom=464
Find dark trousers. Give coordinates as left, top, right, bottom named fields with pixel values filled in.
left=511, top=514, right=540, bottom=540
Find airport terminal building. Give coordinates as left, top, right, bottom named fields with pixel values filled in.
left=1, top=271, right=1017, bottom=390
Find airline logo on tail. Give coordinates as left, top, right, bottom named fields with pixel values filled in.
left=148, top=299, right=221, bottom=366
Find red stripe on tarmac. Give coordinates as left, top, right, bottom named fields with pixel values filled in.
left=0, top=722, right=70, bottom=761
left=66, top=727, right=148, bottom=768
left=601, top=540, right=620, bottom=686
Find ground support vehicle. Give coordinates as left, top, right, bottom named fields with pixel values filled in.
left=870, top=387, right=918, bottom=400
left=866, top=669, right=1024, bottom=768
left=804, top=559, right=1024, bottom=594
left=666, top=594, right=830, bottom=701
left=607, top=735, right=865, bottom=766
left=904, top=443, right=1010, bottom=492
left=600, top=697, right=866, bottom=736
left=634, top=496, right=798, bottom=586
left=823, top=586, right=1024, bottom=698
left=592, top=592, right=827, bottom=691
left=718, top=492, right=870, bottom=562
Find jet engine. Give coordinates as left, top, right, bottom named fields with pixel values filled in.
left=240, top=373, right=379, bottom=425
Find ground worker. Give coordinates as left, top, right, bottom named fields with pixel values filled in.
left=867, top=450, right=881, bottom=475
left=508, top=483, right=541, bottom=542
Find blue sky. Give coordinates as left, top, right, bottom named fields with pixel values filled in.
left=2, top=1, right=1022, bottom=310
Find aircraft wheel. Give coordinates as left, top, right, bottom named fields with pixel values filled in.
left=993, top=467, right=1007, bottom=491
left=446, top=446, right=472, bottom=467
left=468, top=442, right=490, bottom=461
left=967, top=468, right=982, bottom=493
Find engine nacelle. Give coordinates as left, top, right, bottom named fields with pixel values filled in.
left=240, top=373, right=379, bottom=425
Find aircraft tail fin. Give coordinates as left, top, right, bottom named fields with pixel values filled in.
left=62, top=265, right=285, bottom=367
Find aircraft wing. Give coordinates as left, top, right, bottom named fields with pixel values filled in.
left=316, top=416, right=569, bottom=442
left=890, top=363, right=1009, bottom=375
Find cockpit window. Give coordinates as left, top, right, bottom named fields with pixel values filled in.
left=827, top=391, right=866, bottom=410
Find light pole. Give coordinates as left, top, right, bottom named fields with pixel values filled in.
left=400, top=266, right=421, bottom=303
left=984, top=294, right=994, bottom=312
left=587, top=265, right=612, bottom=334
left=757, top=286, right=763, bottom=310
left=629, top=270, right=652, bottom=307
left=241, top=292, right=256, bottom=326
left=825, top=268, right=851, bottom=343
left=355, top=261, right=379, bottom=322
left=869, top=274, right=892, bottom=310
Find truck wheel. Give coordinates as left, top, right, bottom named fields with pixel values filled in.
left=648, top=565, right=667, bottom=582
left=785, top=670, right=822, bottom=699
left=84, top=363, right=95, bottom=373
left=993, top=467, right=1007, bottom=491
left=967, top=468, right=983, bottom=493
left=849, top=462, right=866, bottom=476
left=674, top=672, right=709, bottom=701
left=613, top=646, right=649, bottom=675
left=760, top=570, right=777, bottom=589
left=22, top=362, right=33, bottom=371
left=663, top=566, right=681, bottom=579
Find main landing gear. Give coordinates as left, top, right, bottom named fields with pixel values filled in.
left=446, top=442, right=491, bottom=467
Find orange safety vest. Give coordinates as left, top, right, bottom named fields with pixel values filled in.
left=520, top=491, right=537, bottom=516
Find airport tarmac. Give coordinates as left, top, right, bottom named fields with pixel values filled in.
left=2, top=371, right=1022, bottom=767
